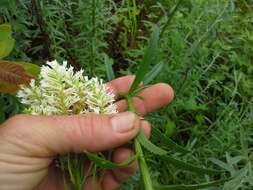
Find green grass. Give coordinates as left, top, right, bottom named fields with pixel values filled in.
left=1, top=0, right=253, bottom=189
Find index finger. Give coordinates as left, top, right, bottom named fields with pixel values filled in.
left=107, top=75, right=174, bottom=115
left=106, top=75, right=135, bottom=99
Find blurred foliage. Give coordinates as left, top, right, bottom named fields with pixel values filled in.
left=0, top=0, right=252, bottom=189
left=0, top=23, right=41, bottom=93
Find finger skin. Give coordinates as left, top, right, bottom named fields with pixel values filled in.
left=82, top=120, right=151, bottom=190
left=0, top=112, right=140, bottom=157
left=107, top=75, right=135, bottom=99
left=101, top=120, right=151, bottom=190
left=116, top=83, right=174, bottom=115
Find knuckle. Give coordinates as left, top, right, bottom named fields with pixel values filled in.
left=73, top=114, right=98, bottom=146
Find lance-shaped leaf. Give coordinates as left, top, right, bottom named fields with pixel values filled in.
left=161, top=155, right=223, bottom=175
left=104, top=54, right=115, bottom=81
left=152, top=127, right=189, bottom=154
left=129, top=23, right=160, bottom=95
left=143, top=61, right=164, bottom=85
left=137, top=130, right=168, bottom=155
left=86, top=153, right=137, bottom=170
left=137, top=130, right=222, bottom=175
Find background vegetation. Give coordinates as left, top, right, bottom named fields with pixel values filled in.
left=0, top=0, right=252, bottom=189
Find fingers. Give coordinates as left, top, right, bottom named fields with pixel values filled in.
left=82, top=120, right=151, bottom=190
left=107, top=75, right=174, bottom=116
left=107, top=75, right=135, bottom=99
left=36, top=164, right=72, bottom=190
left=116, top=83, right=174, bottom=115
left=101, top=148, right=136, bottom=190
left=101, top=120, right=151, bottom=190
left=0, top=112, right=141, bottom=157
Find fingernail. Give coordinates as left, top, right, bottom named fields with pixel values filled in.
left=111, top=112, right=136, bottom=133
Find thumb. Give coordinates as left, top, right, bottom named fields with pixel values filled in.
left=0, top=112, right=140, bottom=157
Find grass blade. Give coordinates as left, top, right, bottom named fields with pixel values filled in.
left=161, top=155, right=223, bottom=175
left=143, top=61, right=164, bottom=85
left=152, top=127, right=189, bottom=154
left=104, top=54, right=115, bottom=81
left=86, top=153, right=137, bottom=170
left=137, top=130, right=168, bottom=155
left=129, top=23, right=160, bottom=95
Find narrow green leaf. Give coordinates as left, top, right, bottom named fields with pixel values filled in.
left=154, top=178, right=229, bottom=190
left=152, top=127, right=189, bottom=154
left=143, top=62, right=164, bottom=85
left=161, top=155, right=223, bottom=175
left=104, top=54, right=115, bottom=81
left=129, top=24, right=160, bottom=94
left=137, top=130, right=168, bottom=155
left=86, top=153, right=137, bottom=170
left=139, top=128, right=221, bottom=175
left=131, top=85, right=150, bottom=97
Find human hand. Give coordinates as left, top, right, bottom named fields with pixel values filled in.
left=0, top=75, right=174, bottom=190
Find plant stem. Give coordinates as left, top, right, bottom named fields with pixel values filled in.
left=134, top=139, right=153, bottom=190
left=127, top=96, right=153, bottom=190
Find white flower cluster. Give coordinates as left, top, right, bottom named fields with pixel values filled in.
left=17, top=60, right=117, bottom=115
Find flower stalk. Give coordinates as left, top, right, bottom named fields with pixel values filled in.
left=127, top=96, right=153, bottom=190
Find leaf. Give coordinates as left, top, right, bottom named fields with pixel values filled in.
left=143, top=62, right=164, bottom=85
left=0, top=24, right=12, bottom=40
left=16, top=62, right=41, bottom=79
left=0, top=24, right=15, bottom=59
left=208, top=158, right=231, bottom=171
left=164, top=119, right=176, bottom=137
left=86, top=153, right=137, bottom=170
left=104, top=54, right=115, bottom=81
left=0, top=80, right=19, bottom=93
left=161, top=155, right=223, bottom=175
left=0, top=61, right=32, bottom=85
left=129, top=23, right=160, bottom=95
left=152, top=127, right=189, bottom=154
left=137, top=130, right=168, bottom=155
left=154, top=178, right=229, bottom=190
left=137, top=131, right=223, bottom=174
left=0, top=105, right=5, bottom=124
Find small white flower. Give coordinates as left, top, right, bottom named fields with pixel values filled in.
left=17, top=60, right=117, bottom=115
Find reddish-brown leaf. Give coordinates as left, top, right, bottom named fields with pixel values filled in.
left=0, top=60, right=32, bottom=85
left=0, top=80, right=19, bottom=93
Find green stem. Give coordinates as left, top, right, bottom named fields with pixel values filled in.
left=135, top=139, right=153, bottom=190
left=127, top=96, right=153, bottom=190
